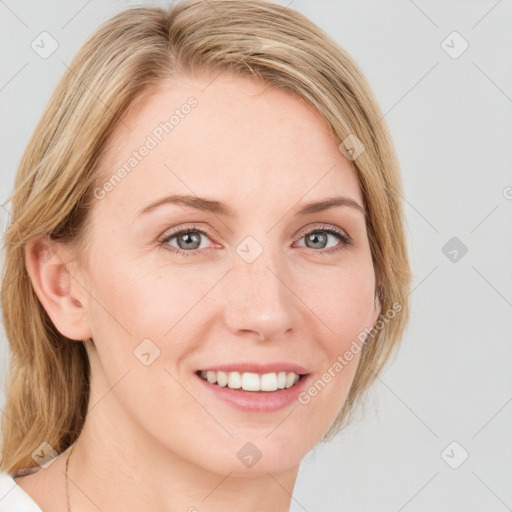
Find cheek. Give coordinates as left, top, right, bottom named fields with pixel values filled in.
left=84, top=254, right=215, bottom=369
left=295, top=261, right=374, bottom=405
left=298, top=260, right=376, bottom=338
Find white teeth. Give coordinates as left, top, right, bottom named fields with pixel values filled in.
left=261, top=373, right=278, bottom=391
left=276, top=371, right=287, bottom=389
left=228, top=371, right=242, bottom=389
left=286, top=372, right=298, bottom=389
left=216, top=371, right=228, bottom=387
left=198, top=370, right=302, bottom=391
left=241, top=372, right=260, bottom=391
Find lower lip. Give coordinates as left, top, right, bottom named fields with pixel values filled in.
left=195, top=373, right=310, bottom=412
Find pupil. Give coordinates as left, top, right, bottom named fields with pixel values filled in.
left=307, top=232, right=327, bottom=249
left=179, top=232, right=200, bottom=250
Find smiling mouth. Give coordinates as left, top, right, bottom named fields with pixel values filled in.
left=195, top=369, right=308, bottom=392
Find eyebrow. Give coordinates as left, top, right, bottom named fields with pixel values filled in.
left=137, top=194, right=366, bottom=218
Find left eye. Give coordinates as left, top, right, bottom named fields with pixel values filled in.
left=295, top=228, right=349, bottom=251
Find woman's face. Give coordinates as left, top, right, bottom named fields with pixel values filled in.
left=72, top=72, right=379, bottom=475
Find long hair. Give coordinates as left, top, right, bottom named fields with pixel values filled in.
left=0, top=0, right=412, bottom=473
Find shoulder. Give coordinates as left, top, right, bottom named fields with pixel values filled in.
left=0, top=471, right=43, bottom=511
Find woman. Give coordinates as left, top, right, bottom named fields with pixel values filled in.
left=0, top=0, right=411, bottom=510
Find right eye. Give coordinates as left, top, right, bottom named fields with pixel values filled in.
left=159, top=226, right=216, bottom=257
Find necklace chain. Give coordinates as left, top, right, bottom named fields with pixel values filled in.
left=65, top=444, right=74, bottom=512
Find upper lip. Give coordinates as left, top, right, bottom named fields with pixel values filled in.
left=196, top=362, right=309, bottom=375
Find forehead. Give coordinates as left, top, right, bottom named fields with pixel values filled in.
left=95, top=73, right=363, bottom=218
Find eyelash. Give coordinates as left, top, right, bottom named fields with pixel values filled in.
left=158, top=224, right=353, bottom=258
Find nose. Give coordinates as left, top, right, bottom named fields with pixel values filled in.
left=222, top=250, right=300, bottom=341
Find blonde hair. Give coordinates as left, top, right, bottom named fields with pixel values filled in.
left=0, top=0, right=412, bottom=474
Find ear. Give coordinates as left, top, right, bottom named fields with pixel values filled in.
left=371, top=287, right=382, bottom=327
left=25, top=235, right=92, bottom=341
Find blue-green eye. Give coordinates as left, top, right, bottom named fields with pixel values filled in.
left=160, top=226, right=213, bottom=257
left=293, top=226, right=352, bottom=255
left=159, top=224, right=352, bottom=257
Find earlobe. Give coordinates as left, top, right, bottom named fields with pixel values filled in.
left=25, top=235, right=92, bottom=341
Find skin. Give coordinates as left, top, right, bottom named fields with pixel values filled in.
left=18, top=72, right=379, bottom=512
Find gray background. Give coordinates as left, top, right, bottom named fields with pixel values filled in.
left=1, top=1, right=511, bottom=510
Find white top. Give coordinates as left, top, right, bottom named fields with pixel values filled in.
left=0, top=471, right=42, bottom=511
